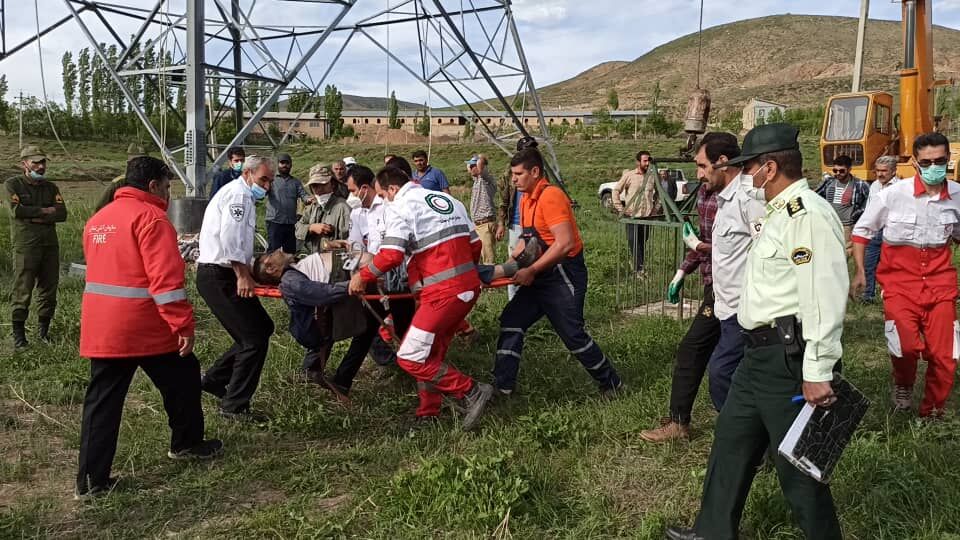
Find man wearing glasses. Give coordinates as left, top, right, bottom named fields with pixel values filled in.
left=851, top=133, right=960, bottom=418
left=816, top=154, right=869, bottom=255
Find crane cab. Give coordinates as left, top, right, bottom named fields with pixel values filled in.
left=820, top=91, right=896, bottom=181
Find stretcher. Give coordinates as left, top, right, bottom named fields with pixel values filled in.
left=253, top=276, right=513, bottom=300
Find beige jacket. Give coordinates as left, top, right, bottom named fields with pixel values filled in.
left=612, top=168, right=658, bottom=218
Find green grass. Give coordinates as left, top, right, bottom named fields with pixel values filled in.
left=2, top=134, right=960, bottom=539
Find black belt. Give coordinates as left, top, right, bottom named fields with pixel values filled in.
left=742, top=326, right=782, bottom=348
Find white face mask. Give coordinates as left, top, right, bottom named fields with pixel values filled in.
left=316, top=193, right=332, bottom=206
left=740, top=165, right=769, bottom=201
left=346, top=193, right=362, bottom=209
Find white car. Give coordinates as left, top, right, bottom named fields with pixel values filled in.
left=598, top=169, right=696, bottom=210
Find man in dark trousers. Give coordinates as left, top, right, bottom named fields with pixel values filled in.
left=77, top=156, right=222, bottom=498
left=266, top=153, right=312, bottom=253
left=5, top=145, right=67, bottom=348
left=197, top=155, right=276, bottom=423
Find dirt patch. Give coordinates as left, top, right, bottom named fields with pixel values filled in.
left=316, top=493, right=350, bottom=512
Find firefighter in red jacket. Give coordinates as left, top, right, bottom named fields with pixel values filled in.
left=349, top=166, right=495, bottom=429
left=852, top=132, right=960, bottom=418
left=76, top=157, right=223, bottom=498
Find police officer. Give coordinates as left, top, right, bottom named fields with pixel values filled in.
left=94, top=143, right=148, bottom=212
left=196, top=155, right=275, bottom=422
left=666, top=124, right=847, bottom=539
left=5, top=145, right=67, bottom=348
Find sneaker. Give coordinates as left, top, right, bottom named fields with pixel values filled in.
left=167, top=439, right=224, bottom=460
left=219, top=408, right=270, bottom=424
left=664, top=526, right=705, bottom=540
left=639, top=418, right=690, bottom=443
left=599, top=381, right=626, bottom=401
left=74, top=477, right=119, bottom=500
left=460, top=382, right=494, bottom=431
left=892, top=385, right=913, bottom=412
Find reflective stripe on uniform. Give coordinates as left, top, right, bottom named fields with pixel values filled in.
left=85, top=282, right=187, bottom=305
left=497, top=349, right=521, bottom=359
left=588, top=357, right=607, bottom=370
left=431, top=362, right=449, bottom=383
left=571, top=339, right=595, bottom=355
left=469, top=230, right=480, bottom=242
left=501, top=327, right=524, bottom=334
left=380, top=236, right=409, bottom=249
left=409, top=225, right=471, bottom=253
left=368, top=262, right=385, bottom=277
left=419, top=262, right=476, bottom=288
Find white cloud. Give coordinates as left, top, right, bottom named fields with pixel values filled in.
left=511, top=0, right=568, bottom=23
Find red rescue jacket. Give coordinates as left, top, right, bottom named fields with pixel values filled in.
left=80, top=187, right=194, bottom=358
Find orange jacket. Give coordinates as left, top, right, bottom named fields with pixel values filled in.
left=80, top=187, right=194, bottom=358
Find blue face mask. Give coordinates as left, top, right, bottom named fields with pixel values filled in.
left=232, top=162, right=243, bottom=172
left=920, top=164, right=947, bottom=185
left=250, top=183, right=268, bottom=200
left=28, top=170, right=45, bottom=180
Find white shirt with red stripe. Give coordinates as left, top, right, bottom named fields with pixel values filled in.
left=852, top=175, right=960, bottom=300
left=359, top=182, right=481, bottom=300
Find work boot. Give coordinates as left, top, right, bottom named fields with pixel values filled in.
left=38, top=317, right=52, bottom=342
left=460, top=382, right=494, bottom=431
left=599, top=381, right=626, bottom=401
left=639, top=417, right=690, bottom=443
left=892, top=384, right=913, bottom=412
left=12, top=321, right=28, bottom=349
left=74, top=476, right=120, bottom=501
left=663, top=526, right=705, bottom=540
left=167, top=439, right=225, bottom=460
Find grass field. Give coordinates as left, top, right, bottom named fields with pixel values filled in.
left=2, top=134, right=960, bottom=539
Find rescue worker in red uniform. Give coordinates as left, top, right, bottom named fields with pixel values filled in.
left=77, top=157, right=223, bottom=498
left=349, top=166, right=495, bottom=429
left=852, top=132, right=960, bottom=418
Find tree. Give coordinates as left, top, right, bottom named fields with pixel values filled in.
left=414, top=108, right=431, bottom=137
left=766, top=107, right=785, bottom=124
left=245, top=80, right=260, bottom=110
left=77, top=48, right=91, bottom=120
left=324, top=84, right=343, bottom=138
left=607, top=88, right=619, bottom=111
left=0, top=75, right=9, bottom=132
left=141, top=44, right=156, bottom=117
left=388, top=91, right=400, bottom=129
left=61, top=52, right=77, bottom=116
left=463, top=118, right=475, bottom=139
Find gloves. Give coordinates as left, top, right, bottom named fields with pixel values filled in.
left=682, top=222, right=702, bottom=251
left=667, top=269, right=685, bottom=304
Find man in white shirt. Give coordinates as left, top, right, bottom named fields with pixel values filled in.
left=196, top=155, right=275, bottom=423
left=860, top=155, right=900, bottom=302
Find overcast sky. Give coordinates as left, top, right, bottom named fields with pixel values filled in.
left=4, top=0, right=960, bottom=108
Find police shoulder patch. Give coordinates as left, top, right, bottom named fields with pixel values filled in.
left=791, top=247, right=812, bottom=265
left=786, top=197, right=806, bottom=217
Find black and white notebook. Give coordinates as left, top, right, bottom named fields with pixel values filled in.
left=777, top=376, right=870, bottom=483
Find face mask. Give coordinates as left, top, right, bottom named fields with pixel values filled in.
left=919, top=164, right=947, bottom=186
left=316, top=193, right=332, bottom=206
left=232, top=162, right=243, bottom=172
left=740, top=166, right=768, bottom=201
left=28, top=170, right=45, bottom=180
left=250, top=183, right=267, bottom=200
left=346, top=193, right=362, bottom=208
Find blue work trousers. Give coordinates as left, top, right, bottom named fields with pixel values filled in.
left=492, top=253, right=621, bottom=392
left=863, top=230, right=883, bottom=300
left=706, top=316, right=746, bottom=411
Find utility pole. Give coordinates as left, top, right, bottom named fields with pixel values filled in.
left=852, top=0, right=870, bottom=92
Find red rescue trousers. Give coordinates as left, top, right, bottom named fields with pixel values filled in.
left=396, top=288, right=479, bottom=417
left=883, top=293, right=958, bottom=416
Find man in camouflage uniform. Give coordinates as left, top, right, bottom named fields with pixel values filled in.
left=95, top=143, right=148, bottom=212
left=5, top=146, right=68, bottom=348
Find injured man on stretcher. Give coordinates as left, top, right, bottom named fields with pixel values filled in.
left=252, top=244, right=538, bottom=399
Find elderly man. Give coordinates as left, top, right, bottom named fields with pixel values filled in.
left=266, top=153, right=312, bottom=254
left=77, top=156, right=222, bottom=498
left=330, top=159, right=350, bottom=199
left=853, top=133, right=960, bottom=417
left=860, top=155, right=900, bottom=302
left=467, top=154, right=498, bottom=264
left=196, top=155, right=276, bottom=423
left=5, top=145, right=67, bottom=349
left=612, top=151, right=658, bottom=276
left=209, top=146, right=245, bottom=198
left=816, top=154, right=869, bottom=254
left=295, top=165, right=352, bottom=255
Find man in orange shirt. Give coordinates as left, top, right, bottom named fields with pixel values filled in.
left=491, top=148, right=623, bottom=398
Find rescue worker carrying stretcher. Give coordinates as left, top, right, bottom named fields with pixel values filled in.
left=348, top=166, right=495, bottom=429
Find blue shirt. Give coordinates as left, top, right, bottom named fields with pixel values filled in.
left=413, top=166, right=449, bottom=192
left=511, top=192, right=523, bottom=226
left=209, top=168, right=241, bottom=198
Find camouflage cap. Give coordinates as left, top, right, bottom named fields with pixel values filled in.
left=20, top=145, right=47, bottom=162
left=307, top=164, right=333, bottom=185
left=126, top=143, right=148, bottom=160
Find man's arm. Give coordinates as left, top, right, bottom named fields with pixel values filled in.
left=331, top=203, right=352, bottom=241
left=496, top=173, right=510, bottom=227
left=850, top=191, right=887, bottom=294
left=295, top=209, right=312, bottom=242
left=786, top=208, right=848, bottom=383
left=50, top=185, right=67, bottom=223
left=850, top=181, right=870, bottom=223
left=280, top=271, right=348, bottom=307
left=611, top=171, right=629, bottom=213
left=814, top=178, right=830, bottom=198
left=297, top=180, right=312, bottom=204
left=218, top=194, right=256, bottom=297
left=356, top=205, right=411, bottom=286
left=138, top=217, right=195, bottom=347
left=5, top=179, right=45, bottom=219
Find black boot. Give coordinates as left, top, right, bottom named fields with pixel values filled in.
left=38, top=317, right=52, bottom=342
left=12, top=321, right=28, bottom=349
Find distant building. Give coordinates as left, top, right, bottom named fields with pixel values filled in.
left=742, top=98, right=788, bottom=131
left=246, top=109, right=651, bottom=140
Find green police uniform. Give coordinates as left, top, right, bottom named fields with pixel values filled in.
left=688, top=125, right=847, bottom=540
left=5, top=147, right=68, bottom=330
left=95, top=143, right=147, bottom=212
